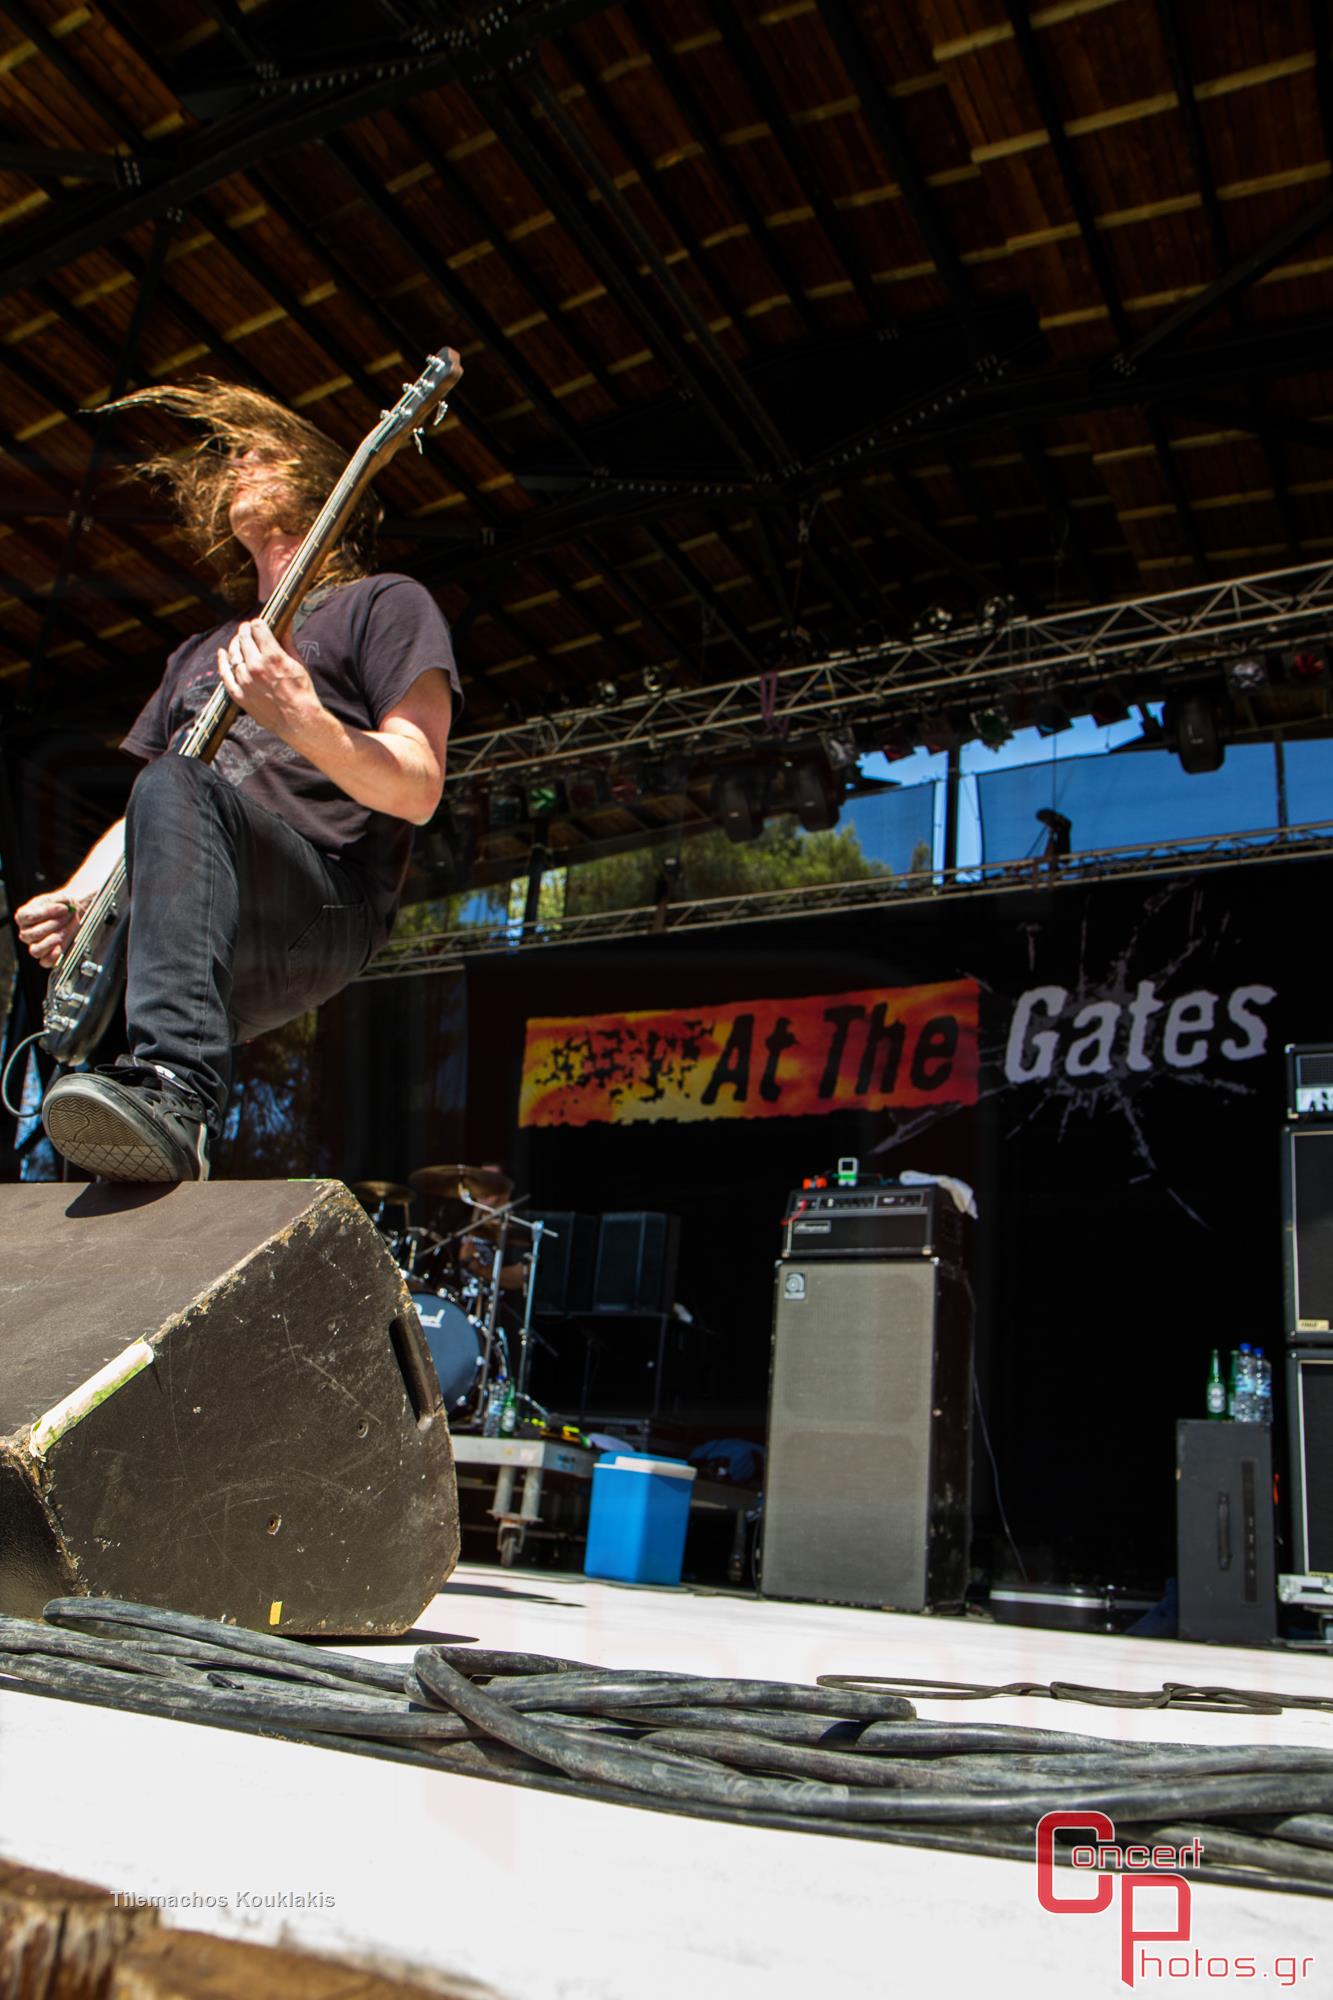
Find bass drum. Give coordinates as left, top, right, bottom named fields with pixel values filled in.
left=408, top=1289, right=485, bottom=1416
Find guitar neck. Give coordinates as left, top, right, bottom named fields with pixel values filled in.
left=176, top=444, right=385, bottom=764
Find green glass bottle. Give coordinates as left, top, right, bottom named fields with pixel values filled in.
left=499, top=1379, right=518, bottom=1436
left=1206, top=1348, right=1227, bottom=1419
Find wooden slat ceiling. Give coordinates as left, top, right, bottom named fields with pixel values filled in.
left=3, top=0, right=1333, bottom=758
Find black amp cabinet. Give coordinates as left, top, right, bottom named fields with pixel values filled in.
left=1288, top=1351, right=1333, bottom=1576
left=1282, top=1125, right=1333, bottom=1343
left=1176, top=1420, right=1277, bottom=1646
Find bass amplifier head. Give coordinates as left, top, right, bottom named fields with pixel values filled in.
left=1288, top=1045, right=1333, bottom=1120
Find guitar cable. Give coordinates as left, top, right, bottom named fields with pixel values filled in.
left=1, top=1027, right=49, bottom=1119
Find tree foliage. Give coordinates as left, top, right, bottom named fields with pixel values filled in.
left=564, top=816, right=893, bottom=916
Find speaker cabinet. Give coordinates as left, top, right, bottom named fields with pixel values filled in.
left=761, top=1259, right=972, bottom=1611
left=1176, top=1420, right=1276, bottom=1644
left=530, top=1211, right=598, bottom=1316
left=1288, top=1351, right=1333, bottom=1575
left=1282, top=1125, right=1333, bottom=1341
left=592, top=1213, right=680, bottom=1315
left=0, top=1180, right=458, bottom=1634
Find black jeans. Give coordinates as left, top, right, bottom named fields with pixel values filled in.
left=122, top=757, right=372, bottom=1130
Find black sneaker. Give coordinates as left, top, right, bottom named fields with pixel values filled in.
left=42, top=1062, right=212, bottom=1182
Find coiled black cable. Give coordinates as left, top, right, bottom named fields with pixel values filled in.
left=0, top=1598, right=1327, bottom=1901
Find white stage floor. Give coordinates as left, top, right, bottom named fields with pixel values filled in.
left=1, top=1564, right=1331, bottom=1999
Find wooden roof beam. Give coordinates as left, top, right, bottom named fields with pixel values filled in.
left=853, top=473, right=992, bottom=600
left=710, top=9, right=883, bottom=328
left=28, top=215, right=178, bottom=696
left=514, top=68, right=792, bottom=475
left=819, top=0, right=979, bottom=332
left=942, top=448, right=1030, bottom=612
left=555, top=40, right=759, bottom=366
left=0, top=144, right=140, bottom=187
left=626, top=6, right=816, bottom=330
left=1119, top=191, right=1333, bottom=373
left=1001, top=0, right=1129, bottom=345
left=476, top=75, right=775, bottom=479
left=1018, top=426, right=1098, bottom=604
left=640, top=526, right=761, bottom=668
left=391, top=102, right=618, bottom=405
left=320, top=133, right=596, bottom=467
left=4, top=0, right=146, bottom=153
left=1143, top=408, right=1209, bottom=580
left=245, top=168, right=517, bottom=503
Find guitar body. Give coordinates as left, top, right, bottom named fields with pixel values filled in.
left=36, top=345, right=461, bottom=1070
left=41, top=901, right=129, bottom=1066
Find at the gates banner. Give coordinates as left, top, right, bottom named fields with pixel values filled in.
left=519, top=980, right=979, bottom=1127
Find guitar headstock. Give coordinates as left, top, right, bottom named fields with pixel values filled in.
left=363, top=347, right=463, bottom=473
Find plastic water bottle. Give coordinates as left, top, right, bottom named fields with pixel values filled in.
left=1228, top=1345, right=1249, bottom=1420
left=482, top=1380, right=506, bottom=1437
left=1206, top=1348, right=1227, bottom=1419
left=1254, top=1347, right=1273, bottom=1426
left=1235, top=1344, right=1257, bottom=1423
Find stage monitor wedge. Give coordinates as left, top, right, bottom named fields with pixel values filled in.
left=0, top=1180, right=459, bottom=1634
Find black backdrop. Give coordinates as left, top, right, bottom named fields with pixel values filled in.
left=444, top=857, right=1324, bottom=1588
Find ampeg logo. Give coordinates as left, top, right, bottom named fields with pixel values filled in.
left=782, top=1271, right=806, bottom=1301
left=1036, top=1815, right=1317, bottom=1988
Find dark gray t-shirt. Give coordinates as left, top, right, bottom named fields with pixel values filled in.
left=121, top=573, right=461, bottom=952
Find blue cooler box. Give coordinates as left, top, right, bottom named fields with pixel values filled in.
left=584, top=1454, right=697, bottom=1584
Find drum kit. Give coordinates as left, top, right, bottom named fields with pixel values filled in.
left=351, top=1165, right=552, bottom=1431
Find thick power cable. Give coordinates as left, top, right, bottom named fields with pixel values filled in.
left=0, top=1599, right=1329, bottom=1901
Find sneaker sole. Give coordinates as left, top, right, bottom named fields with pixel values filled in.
left=43, top=1092, right=193, bottom=1182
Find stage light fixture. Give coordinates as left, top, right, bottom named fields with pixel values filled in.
left=1287, top=648, right=1328, bottom=682
left=913, top=604, right=954, bottom=640
left=709, top=767, right=767, bottom=843
left=417, top=806, right=478, bottom=893
left=1033, top=695, right=1072, bottom=737
left=971, top=705, right=1013, bottom=752
left=525, top=777, right=563, bottom=820
left=594, top=679, right=621, bottom=706
left=918, top=711, right=959, bottom=754
left=1089, top=684, right=1130, bottom=726
left=978, top=593, right=1016, bottom=635
left=820, top=729, right=859, bottom=768
left=641, top=663, right=671, bottom=696
left=565, top=768, right=609, bottom=815
left=487, top=786, right=525, bottom=832
left=1226, top=653, right=1269, bottom=693
left=786, top=755, right=843, bottom=833
left=608, top=761, right=643, bottom=805
left=1165, top=693, right=1225, bottom=774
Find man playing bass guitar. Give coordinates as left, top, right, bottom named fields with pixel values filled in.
left=14, top=380, right=460, bottom=1182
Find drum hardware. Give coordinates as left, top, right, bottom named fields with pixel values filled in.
left=390, top=1167, right=562, bottom=1436
left=350, top=1180, right=418, bottom=1268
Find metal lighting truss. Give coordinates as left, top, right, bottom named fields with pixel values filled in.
left=362, top=816, right=1333, bottom=979
left=443, top=557, right=1333, bottom=787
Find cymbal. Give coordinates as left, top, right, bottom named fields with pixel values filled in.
left=411, top=1163, right=514, bottom=1204
left=351, top=1179, right=414, bottom=1208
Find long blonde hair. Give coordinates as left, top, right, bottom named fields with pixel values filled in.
left=111, top=378, right=381, bottom=606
